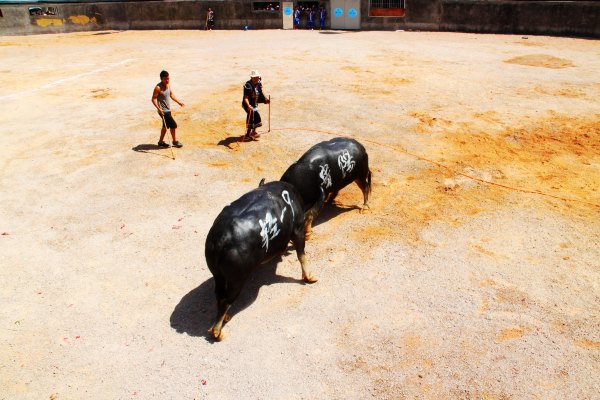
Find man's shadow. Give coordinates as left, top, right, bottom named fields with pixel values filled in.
left=170, top=250, right=304, bottom=341
left=217, top=136, right=244, bottom=149
left=132, top=144, right=173, bottom=159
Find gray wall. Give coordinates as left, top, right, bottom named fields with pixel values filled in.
left=439, top=0, right=600, bottom=37
left=0, top=1, right=284, bottom=35
left=1, top=0, right=599, bottom=37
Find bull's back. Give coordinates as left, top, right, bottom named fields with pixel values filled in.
left=205, top=182, right=304, bottom=274
left=281, top=138, right=369, bottom=206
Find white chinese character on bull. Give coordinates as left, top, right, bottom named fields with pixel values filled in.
left=319, top=164, right=333, bottom=189
left=259, top=212, right=280, bottom=251
left=281, top=190, right=295, bottom=220
left=337, top=150, right=356, bottom=178
left=258, top=190, right=295, bottom=251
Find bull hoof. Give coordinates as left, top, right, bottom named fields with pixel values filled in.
left=303, top=274, right=318, bottom=283
left=208, top=325, right=225, bottom=341
left=224, top=313, right=232, bottom=323
left=359, top=204, right=371, bottom=214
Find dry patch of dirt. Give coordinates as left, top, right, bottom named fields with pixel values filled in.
left=504, top=54, right=575, bottom=68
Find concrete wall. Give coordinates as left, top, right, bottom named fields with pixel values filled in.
left=440, top=1, right=600, bottom=37
left=0, top=0, right=599, bottom=37
left=0, top=1, right=284, bottom=35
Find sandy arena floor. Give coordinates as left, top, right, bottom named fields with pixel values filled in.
left=0, top=29, right=599, bottom=399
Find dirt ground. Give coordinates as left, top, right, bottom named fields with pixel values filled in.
left=0, top=29, right=598, bottom=399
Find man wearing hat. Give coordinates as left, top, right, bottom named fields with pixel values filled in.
left=242, top=69, right=270, bottom=141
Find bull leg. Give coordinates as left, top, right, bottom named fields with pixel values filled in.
left=299, top=252, right=317, bottom=283
left=209, top=299, right=232, bottom=342
left=292, top=231, right=317, bottom=283
left=304, top=188, right=326, bottom=240
left=208, top=278, right=244, bottom=341
left=327, top=191, right=339, bottom=204
left=304, top=213, right=314, bottom=240
left=355, top=171, right=372, bottom=213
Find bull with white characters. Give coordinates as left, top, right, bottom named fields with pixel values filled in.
left=280, top=137, right=372, bottom=238
left=204, top=181, right=323, bottom=341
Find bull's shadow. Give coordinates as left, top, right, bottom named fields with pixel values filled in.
left=170, top=250, right=304, bottom=341
left=312, top=201, right=361, bottom=228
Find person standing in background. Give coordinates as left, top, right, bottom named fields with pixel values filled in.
left=293, top=6, right=301, bottom=29
left=319, top=6, right=327, bottom=30
left=205, top=7, right=215, bottom=30
left=307, top=7, right=315, bottom=30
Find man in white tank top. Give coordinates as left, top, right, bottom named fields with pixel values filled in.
left=151, top=70, right=185, bottom=148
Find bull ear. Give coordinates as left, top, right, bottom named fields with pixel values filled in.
left=258, top=178, right=266, bottom=187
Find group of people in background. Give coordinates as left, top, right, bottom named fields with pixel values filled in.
left=202, top=5, right=328, bottom=31
left=294, top=5, right=327, bottom=30
left=258, top=3, right=281, bottom=11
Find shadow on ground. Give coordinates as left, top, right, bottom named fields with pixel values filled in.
left=313, top=202, right=361, bottom=228
left=170, top=250, right=305, bottom=342
left=91, top=31, right=122, bottom=36
left=318, top=31, right=356, bottom=35
left=132, top=144, right=174, bottom=159
left=217, top=136, right=254, bottom=149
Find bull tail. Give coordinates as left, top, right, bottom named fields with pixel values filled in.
left=205, top=238, right=222, bottom=279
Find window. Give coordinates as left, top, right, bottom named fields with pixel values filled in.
left=369, top=0, right=405, bottom=17
left=370, top=0, right=405, bottom=7
left=29, top=7, right=42, bottom=16
left=253, top=2, right=280, bottom=12
left=29, top=7, right=58, bottom=16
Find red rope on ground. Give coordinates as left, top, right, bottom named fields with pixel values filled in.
left=270, top=127, right=600, bottom=208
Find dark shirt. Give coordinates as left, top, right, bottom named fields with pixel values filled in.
left=243, top=79, right=266, bottom=109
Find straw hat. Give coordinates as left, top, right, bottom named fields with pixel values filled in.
left=250, top=69, right=261, bottom=78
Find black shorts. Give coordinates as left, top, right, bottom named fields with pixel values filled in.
left=160, top=112, right=177, bottom=129
left=243, top=105, right=262, bottom=130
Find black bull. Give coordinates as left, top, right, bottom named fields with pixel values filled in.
left=281, top=137, right=372, bottom=237
left=204, top=181, right=323, bottom=341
